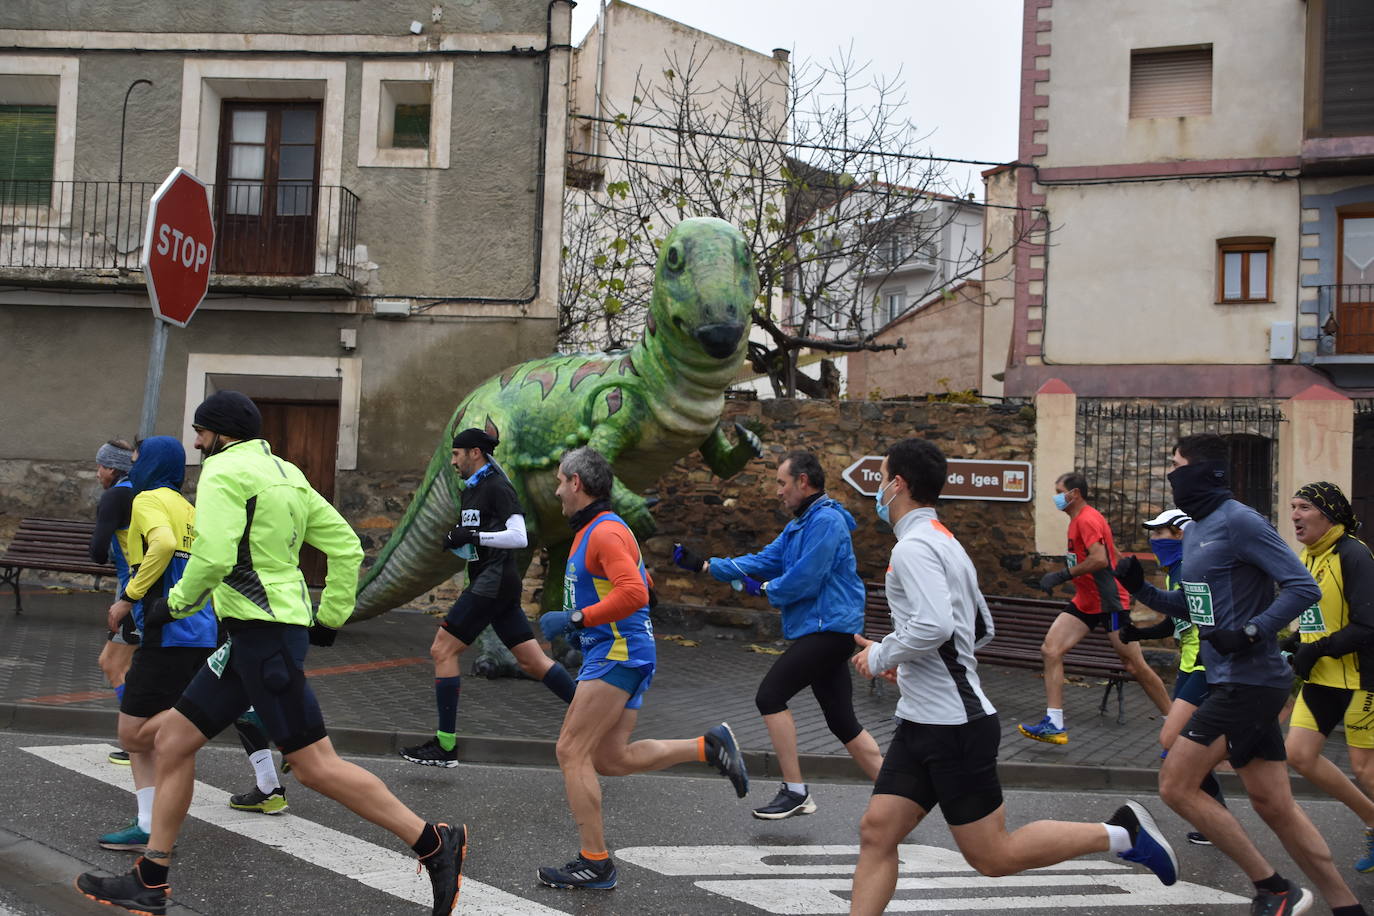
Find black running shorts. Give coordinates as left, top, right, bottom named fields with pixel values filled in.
left=1180, top=683, right=1288, bottom=768
left=1059, top=603, right=1119, bottom=633
left=120, top=645, right=213, bottom=719
left=873, top=714, right=1004, bottom=826
left=441, top=588, right=534, bottom=648
left=175, top=624, right=326, bottom=755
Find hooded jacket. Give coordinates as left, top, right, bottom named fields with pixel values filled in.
left=123, top=436, right=216, bottom=648
left=708, top=494, right=865, bottom=640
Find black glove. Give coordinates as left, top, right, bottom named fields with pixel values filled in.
left=1278, top=631, right=1301, bottom=657
left=1113, top=556, right=1145, bottom=594
left=1118, top=621, right=1143, bottom=644
left=308, top=624, right=338, bottom=647
left=1292, top=638, right=1327, bottom=681
left=1201, top=627, right=1260, bottom=655
left=143, top=596, right=175, bottom=628
left=442, top=526, right=479, bottom=551
left=1039, top=568, right=1072, bottom=595
left=672, top=543, right=707, bottom=573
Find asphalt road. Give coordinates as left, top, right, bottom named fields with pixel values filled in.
left=1, top=729, right=1370, bottom=915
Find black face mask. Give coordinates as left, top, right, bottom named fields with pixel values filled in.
left=1167, top=460, right=1232, bottom=520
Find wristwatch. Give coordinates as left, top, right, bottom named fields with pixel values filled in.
left=1243, top=622, right=1260, bottom=641
left=570, top=610, right=586, bottom=629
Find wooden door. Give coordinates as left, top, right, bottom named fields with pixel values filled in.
left=1337, top=212, right=1374, bottom=353
left=256, top=399, right=340, bottom=587
left=215, top=102, right=321, bottom=276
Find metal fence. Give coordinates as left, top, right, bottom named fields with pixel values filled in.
left=1313, top=283, right=1374, bottom=355
left=1076, top=401, right=1283, bottom=551
left=0, top=179, right=361, bottom=281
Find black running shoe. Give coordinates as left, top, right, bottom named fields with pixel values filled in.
left=1249, top=882, right=1313, bottom=916
left=704, top=723, right=749, bottom=798
left=537, top=853, right=618, bottom=889
left=1186, top=831, right=1212, bottom=846
left=75, top=868, right=168, bottom=915
left=108, top=749, right=131, bottom=765
left=752, top=783, right=817, bottom=820
left=228, top=786, right=288, bottom=814
left=401, top=737, right=459, bottom=768
left=419, top=823, right=467, bottom=916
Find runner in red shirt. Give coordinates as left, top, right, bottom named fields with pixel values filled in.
left=1018, top=472, right=1172, bottom=745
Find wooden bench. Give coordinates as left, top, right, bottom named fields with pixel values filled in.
left=864, top=583, right=1135, bottom=723
left=0, top=516, right=117, bottom=613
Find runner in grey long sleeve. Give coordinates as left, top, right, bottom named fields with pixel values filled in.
left=1115, top=433, right=1366, bottom=916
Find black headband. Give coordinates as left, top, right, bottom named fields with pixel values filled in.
left=1294, top=481, right=1360, bottom=533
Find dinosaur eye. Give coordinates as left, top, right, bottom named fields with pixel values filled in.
left=665, top=243, right=684, bottom=273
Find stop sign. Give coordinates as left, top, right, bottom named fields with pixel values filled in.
left=141, top=167, right=215, bottom=327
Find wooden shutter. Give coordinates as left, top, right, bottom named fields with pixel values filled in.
left=0, top=104, right=56, bottom=205
left=1322, top=0, right=1374, bottom=135
left=1130, top=48, right=1212, bottom=118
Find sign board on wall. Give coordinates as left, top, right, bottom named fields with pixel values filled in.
left=843, top=456, right=1032, bottom=502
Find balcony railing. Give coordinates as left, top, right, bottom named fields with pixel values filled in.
left=1315, top=283, right=1374, bottom=355
left=0, top=179, right=361, bottom=282
left=869, top=237, right=936, bottom=273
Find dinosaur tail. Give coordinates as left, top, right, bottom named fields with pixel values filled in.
left=352, top=440, right=466, bottom=620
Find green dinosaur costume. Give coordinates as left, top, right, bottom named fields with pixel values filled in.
left=353, top=217, right=762, bottom=620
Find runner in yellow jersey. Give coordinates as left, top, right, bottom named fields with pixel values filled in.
left=1285, top=482, right=1374, bottom=874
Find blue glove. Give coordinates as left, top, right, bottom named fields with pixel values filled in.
left=672, top=543, right=706, bottom=573
left=739, top=575, right=764, bottom=597
left=539, top=611, right=575, bottom=642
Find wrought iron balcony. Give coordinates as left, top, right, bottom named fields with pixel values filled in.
left=1314, top=283, right=1374, bottom=355
left=0, top=179, right=361, bottom=283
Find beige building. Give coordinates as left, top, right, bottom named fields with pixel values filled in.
left=0, top=2, right=573, bottom=548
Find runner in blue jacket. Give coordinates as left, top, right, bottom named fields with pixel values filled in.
left=674, top=450, right=882, bottom=819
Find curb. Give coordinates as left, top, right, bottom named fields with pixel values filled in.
left=0, top=702, right=1288, bottom=800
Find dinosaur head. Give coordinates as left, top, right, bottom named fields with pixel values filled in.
left=650, top=217, right=758, bottom=364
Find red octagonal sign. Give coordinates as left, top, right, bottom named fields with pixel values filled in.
left=141, top=167, right=215, bottom=328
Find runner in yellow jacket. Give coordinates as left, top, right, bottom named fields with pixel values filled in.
left=77, top=391, right=467, bottom=916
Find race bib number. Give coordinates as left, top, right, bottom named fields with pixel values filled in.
left=1172, top=618, right=1193, bottom=639
left=461, top=509, right=480, bottom=527
left=207, top=638, right=231, bottom=678
left=1181, top=582, right=1215, bottom=626
left=1298, top=604, right=1326, bottom=633
left=1066, top=553, right=1078, bottom=569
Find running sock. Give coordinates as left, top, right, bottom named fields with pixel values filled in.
left=136, top=856, right=169, bottom=887
left=580, top=849, right=610, bottom=861
left=436, top=730, right=457, bottom=753
left=785, top=782, right=807, bottom=796
left=1047, top=708, right=1064, bottom=729
left=435, top=676, right=461, bottom=736
left=411, top=823, right=442, bottom=859
left=114, top=684, right=125, bottom=701
left=1253, top=873, right=1288, bottom=894
left=1104, top=824, right=1132, bottom=854
left=249, top=749, right=279, bottom=794
left=136, top=786, right=155, bottom=833
left=1200, top=771, right=1226, bottom=806
left=696, top=736, right=707, bottom=762
left=1105, top=804, right=1140, bottom=849
left=541, top=663, right=577, bottom=704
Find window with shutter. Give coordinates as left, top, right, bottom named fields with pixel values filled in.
left=1129, top=47, right=1212, bottom=119
left=0, top=103, right=56, bottom=205
left=1321, top=0, right=1374, bottom=135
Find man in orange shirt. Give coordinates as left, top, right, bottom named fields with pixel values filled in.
left=1019, top=472, right=1171, bottom=744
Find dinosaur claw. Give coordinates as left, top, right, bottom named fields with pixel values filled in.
left=734, top=421, right=763, bottom=458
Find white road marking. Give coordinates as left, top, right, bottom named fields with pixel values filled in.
left=22, top=743, right=566, bottom=916
left=620, top=845, right=1248, bottom=914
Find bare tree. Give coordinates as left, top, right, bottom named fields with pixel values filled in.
left=560, top=46, right=1023, bottom=396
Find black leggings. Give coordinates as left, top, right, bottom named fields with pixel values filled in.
left=755, top=630, right=864, bottom=745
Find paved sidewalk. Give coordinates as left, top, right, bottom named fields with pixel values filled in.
left=0, top=587, right=1351, bottom=789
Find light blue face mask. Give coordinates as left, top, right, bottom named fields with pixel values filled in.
left=875, top=481, right=896, bottom=524
left=1053, top=491, right=1069, bottom=512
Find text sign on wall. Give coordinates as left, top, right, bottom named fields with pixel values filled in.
left=843, top=456, right=1032, bottom=502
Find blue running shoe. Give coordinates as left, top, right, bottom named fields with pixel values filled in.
left=705, top=723, right=749, bottom=798
left=1356, top=826, right=1374, bottom=873
left=97, top=820, right=149, bottom=852
left=1111, top=800, right=1177, bottom=886
left=1018, top=715, right=1068, bottom=745
left=537, top=853, right=617, bottom=890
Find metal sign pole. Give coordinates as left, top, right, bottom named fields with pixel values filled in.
left=137, top=316, right=169, bottom=440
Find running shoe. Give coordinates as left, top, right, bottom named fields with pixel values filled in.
left=108, top=749, right=131, bottom=765
left=75, top=866, right=168, bottom=915
left=418, top=823, right=467, bottom=916
left=401, top=737, right=459, bottom=768
left=228, top=786, right=288, bottom=815
left=704, top=723, right=749, bottom=798
left=537, top=853, right=618, bottom=889
left=98, top=820, right=149, bottom=852
left=752, top=783, right=817, bottom=820
left=1110, top=800, right=1178, bottom=886
left=1249, top=882, right=1313, bottom=915
left=1356, top=826, right=1374, bottom=873
left=1017, top=716, right=1068, bottom=745
left=1186, top=831, right=1212, bottom=846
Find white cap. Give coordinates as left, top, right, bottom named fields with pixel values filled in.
left=1142, top=508, right=1191, bottom=529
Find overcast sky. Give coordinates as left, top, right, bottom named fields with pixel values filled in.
left=570, top=0, right=1024, bottom=192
